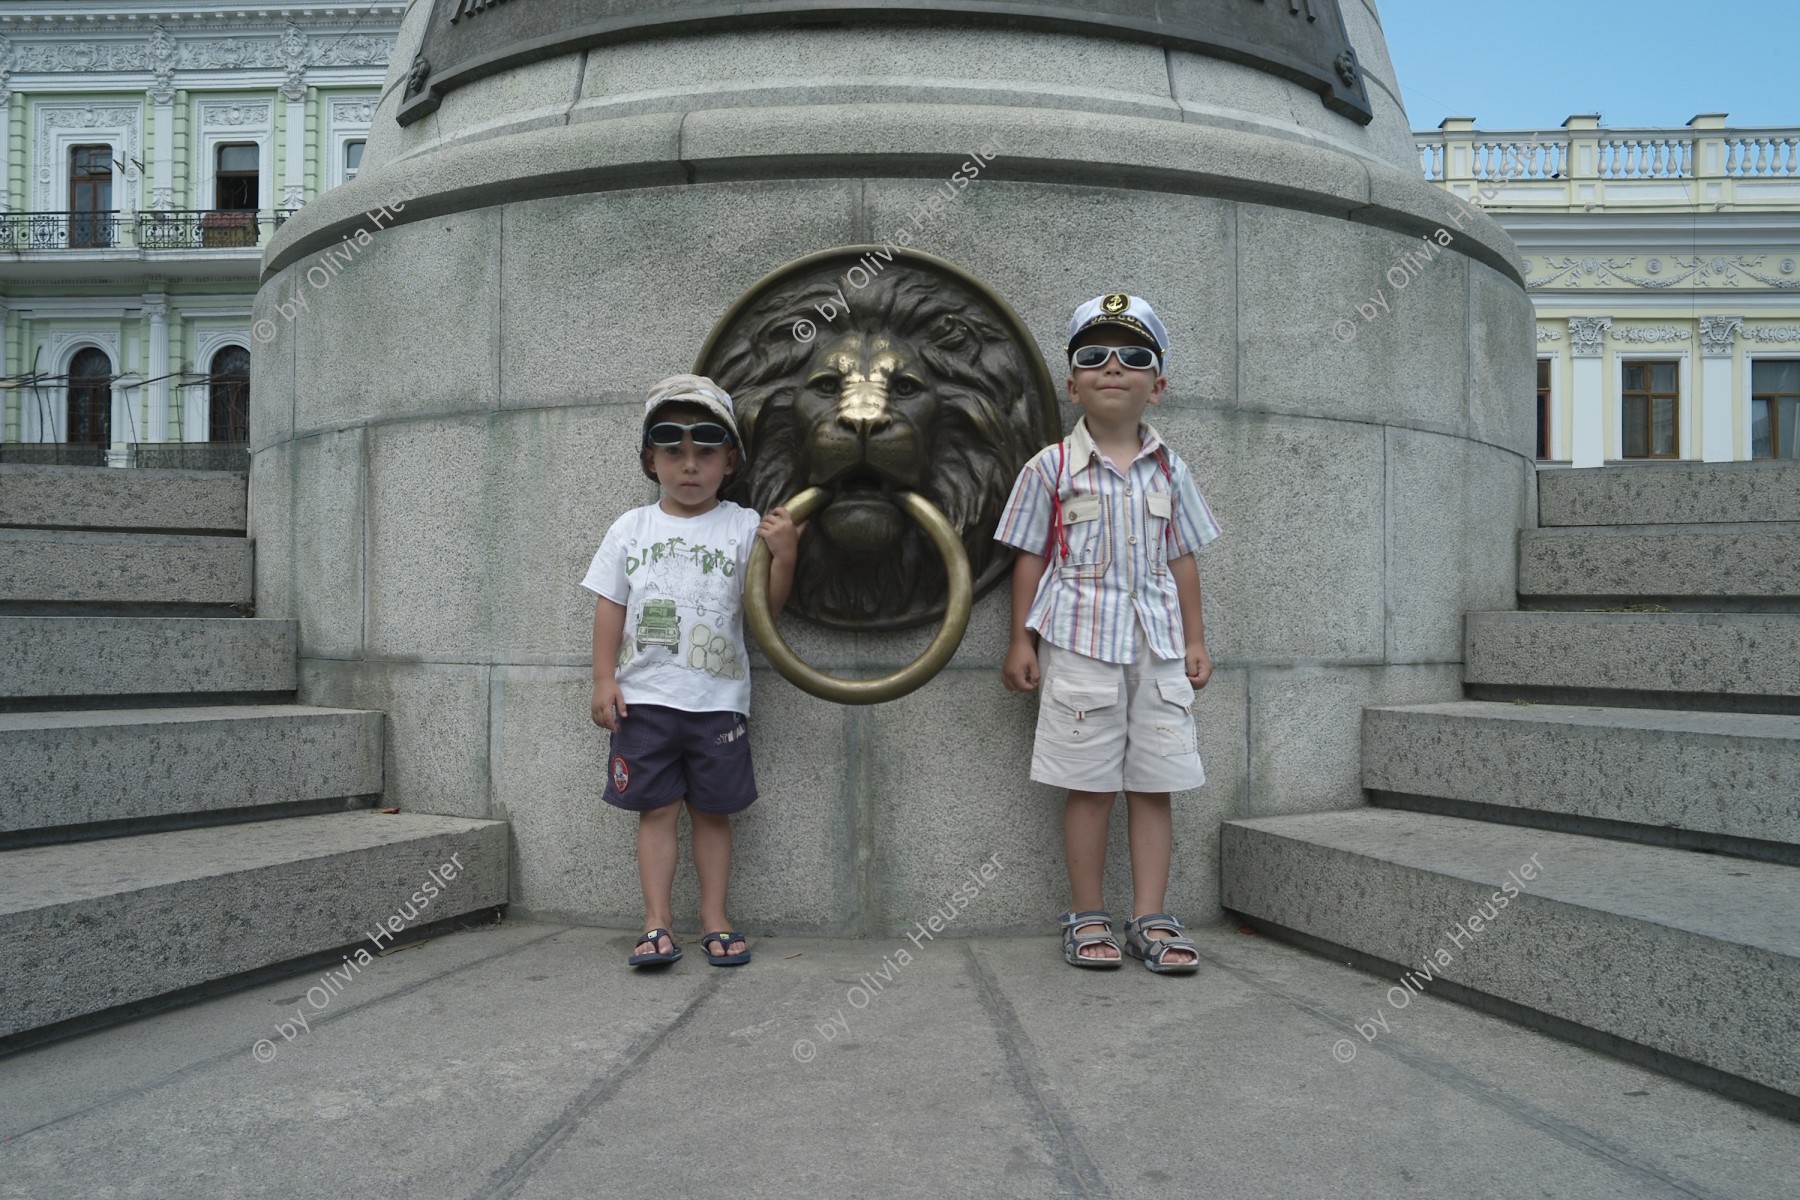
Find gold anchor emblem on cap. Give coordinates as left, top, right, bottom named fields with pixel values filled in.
left=1101, top=293, right=1129, bottom=314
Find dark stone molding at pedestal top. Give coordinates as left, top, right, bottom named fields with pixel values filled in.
left=397, top=0, right=1373, bottom=128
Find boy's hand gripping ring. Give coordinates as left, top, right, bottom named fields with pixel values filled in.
left=745, top=487, right=973, bottom=705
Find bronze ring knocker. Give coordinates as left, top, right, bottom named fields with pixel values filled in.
left=744, top=486, right=973, bottom=704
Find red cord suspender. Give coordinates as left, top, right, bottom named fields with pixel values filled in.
left=1046, top=438, right=1070, bottom=561
left=1044, top=438, right=1176, bottom=564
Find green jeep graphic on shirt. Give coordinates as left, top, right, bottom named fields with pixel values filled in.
left=635, top=598, right=682, bottom=650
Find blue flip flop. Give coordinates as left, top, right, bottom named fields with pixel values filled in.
left=628, top=928, right=681, bottom=967
left=701, top=930, right=752, bottom=966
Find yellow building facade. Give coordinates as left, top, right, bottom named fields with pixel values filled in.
left=1419, top=114, right=1800, bottom=466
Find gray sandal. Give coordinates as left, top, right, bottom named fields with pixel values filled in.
left=1123, top=913, right=1200, bottom=974
left=1057, top=909, right=1124, bottom=969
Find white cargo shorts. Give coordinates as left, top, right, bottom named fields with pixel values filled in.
left=1029, top=628, right=1206, bottom=794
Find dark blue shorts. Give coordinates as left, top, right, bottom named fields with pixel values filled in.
left=605, top=704, right=757, bottom=815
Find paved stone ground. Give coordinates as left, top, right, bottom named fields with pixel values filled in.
left=3, top=920, right=1794, bottom=1199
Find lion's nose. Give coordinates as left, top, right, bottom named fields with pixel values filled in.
left=836, top=383, right=892, bottom=437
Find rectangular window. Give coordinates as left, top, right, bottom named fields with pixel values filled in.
left=215, top=143, right=259, bottom=211
left=1536, top=358, right=1552, bottom=459
left=344, top=140, right=365, bottom=182
left=1752, top=359, right=1800, bottom=460
left=70, top=144, right=113, bottom=249
left=1622, top=360, right=1679, bottom=458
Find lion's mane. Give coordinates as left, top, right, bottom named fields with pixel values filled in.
left=706, top=264, right=1052, bottom=628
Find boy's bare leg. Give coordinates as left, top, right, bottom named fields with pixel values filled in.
left=1125, top=790, right=1196, bottom=966
left=1064, top=789, right=1121, bottom=960
left=637, top=801, right=681, bottom=956
left=689, top=806, right=745, bottom=958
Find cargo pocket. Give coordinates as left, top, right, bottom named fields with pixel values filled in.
left=1154, top=677, right=1196, bottom=756
left=1048, top=677, right=1120, bottom=746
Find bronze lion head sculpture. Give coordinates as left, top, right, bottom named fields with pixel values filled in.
left=700, top=249, right=1059, bottom=629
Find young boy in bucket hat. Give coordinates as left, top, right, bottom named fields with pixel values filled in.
left=995, top=295, right=1222, bottom=973
left=582, top=374, right=800, bottom=969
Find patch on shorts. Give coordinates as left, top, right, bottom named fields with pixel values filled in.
left=611, top=755, right=630, bottom=794
left=715, top=720, right=747, bottom=745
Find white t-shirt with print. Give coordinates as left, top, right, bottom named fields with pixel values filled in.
left=581, top=501, right=762, bottom=715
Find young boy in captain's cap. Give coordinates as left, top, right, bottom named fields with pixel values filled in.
left=994, top=294, right=1222, bottom=973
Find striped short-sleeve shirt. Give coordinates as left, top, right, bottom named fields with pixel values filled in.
left=994, top=418, right=1221, bottom=665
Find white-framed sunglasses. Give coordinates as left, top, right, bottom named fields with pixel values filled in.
left=1069, top=343, right=1160, bottom=371
left=645, top=420, right=734, bottom=447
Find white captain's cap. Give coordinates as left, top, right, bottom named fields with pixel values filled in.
left=1066, top=293, right=1170, bottom=368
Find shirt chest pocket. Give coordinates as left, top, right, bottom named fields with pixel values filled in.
left=1144, top=491, right=1173, bottom=575
left=1061, top=494, right=1111, bottom=579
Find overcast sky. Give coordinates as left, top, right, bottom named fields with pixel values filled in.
left=1378, top=0, right=1799, bottom=132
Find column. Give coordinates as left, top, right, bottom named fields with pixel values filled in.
left=1568, top=317, right=1610, bottom=468
left=8, top=99, right=25, bottom=216
left=172, top=91, right=189, bottom=210
left=144, top=295, right=170, bottom=442
left=1688, top=113, right=1730, bottom=210
left=150, top=96, right=175, bottom=210
left=1699, top=316, right=1741, bottom=462
left=109, top=377, right=133, bottom=467
left=283, top=88, right=307, bottom=212
left=0, top=88, right=11, bottom=213
left=1, top=303, right=13, bottom=442
left=1563, top=114, right=1603, bottom=209
left=1437, top=115, right=1477, bottom=204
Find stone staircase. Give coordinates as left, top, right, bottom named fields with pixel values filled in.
left=1222, top=461, right=1800, bottom=1119
left=0, top=463, right=508, bottom=1050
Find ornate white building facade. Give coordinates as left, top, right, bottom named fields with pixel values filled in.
left=0, top=1, right=398, bottom=465
left=1419, top=114, right=1800, bottom=466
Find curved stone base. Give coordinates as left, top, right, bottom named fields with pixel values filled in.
left=253, top=7, right=1533, bottom=933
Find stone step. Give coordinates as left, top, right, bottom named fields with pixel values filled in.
left=0, top=705, right=383, bottom=840
left=1538, top=461, right=1800, bottom=528
left=1221, top=809, right=1800, bottom=1115
left=1362, top=702, right=1800, bottom=854
left=0, top=463, right=246, bottom=534
left=0, top=811, right=507, bottom=1042
left=0, top=528, right=252, bottom=609
left=1518, top=524, right=1800, bottom=606
left=0, top=616, right=297, bottom=701
left=1464, top=611, right=1800, bottom=709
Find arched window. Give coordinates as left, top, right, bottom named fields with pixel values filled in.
left=67, top=348, right=112, bottom=445
left=209, top=345, right=250, bottom=443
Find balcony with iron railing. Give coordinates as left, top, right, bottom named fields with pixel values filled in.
left=0, top=442, right=249, bottom=470
left=1414, top=114, right=1800, bottom=210
left=0, top=208, right=298, bottom=254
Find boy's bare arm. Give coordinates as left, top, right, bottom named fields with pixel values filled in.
left=757, top=506, right=803, bottom=618
left=591, top=597, right=629, bottom=730
left=1168, top=553, right=1213, bottom=689
left=1002, top=549, right=1048, bottom=692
